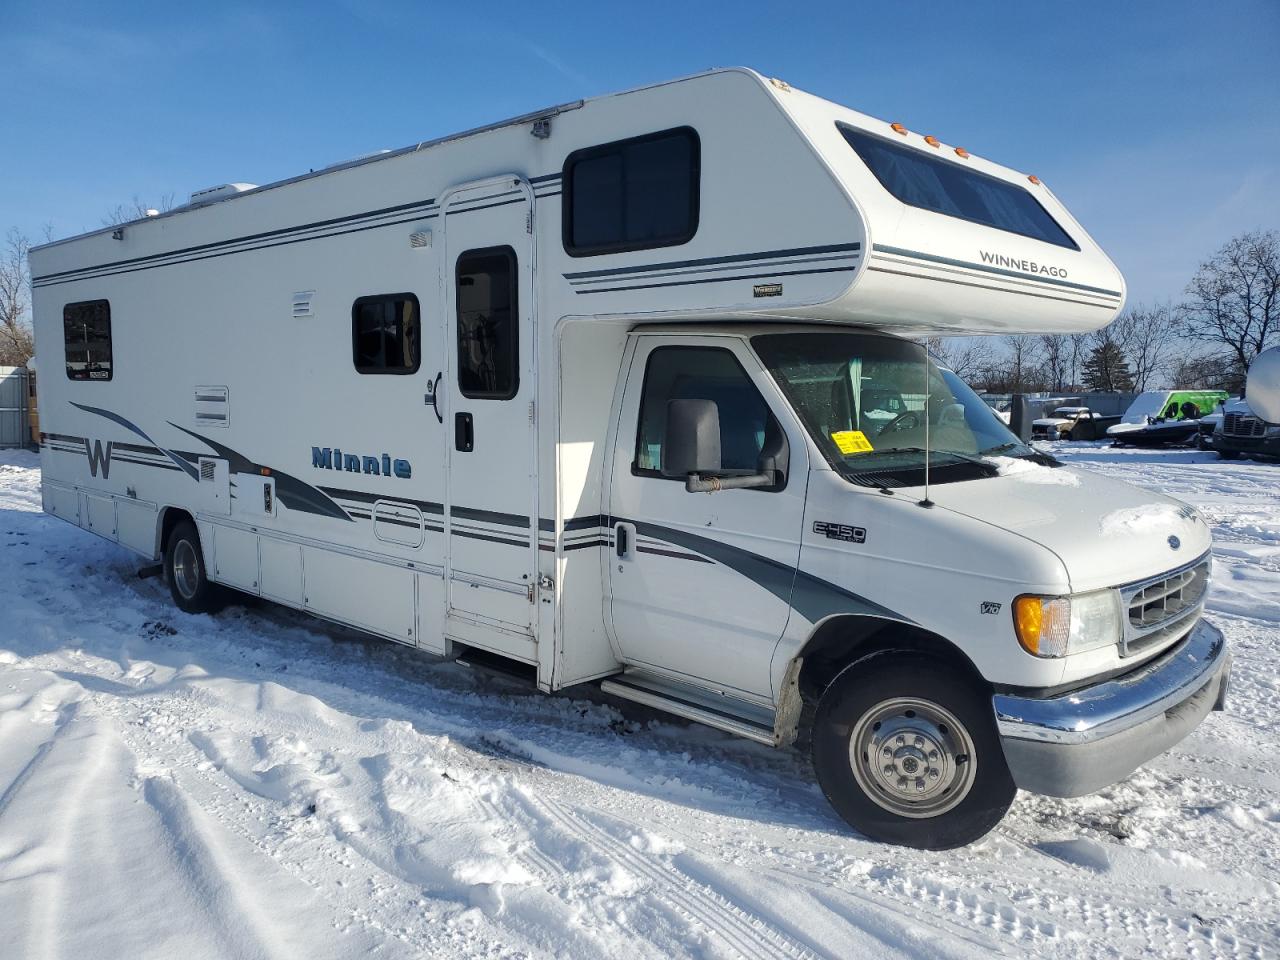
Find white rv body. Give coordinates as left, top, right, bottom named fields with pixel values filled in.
left=30, top=69, right=1228, bottom=847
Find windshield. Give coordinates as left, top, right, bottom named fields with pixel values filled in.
left=752, top=331, right=1040, bottom=488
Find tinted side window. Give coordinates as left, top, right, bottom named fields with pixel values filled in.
left=838, top=124, right=1079, bottom=250
left=352, top=294, right=421, bottom=374
left=456, top=246, right=518, bottom=399
left=64, top=300, right=112, bottom=381
left=564, top=127, right=699, bottom=256
left=634, top=346, right=777, bottom=480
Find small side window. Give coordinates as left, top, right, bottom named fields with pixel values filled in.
left=64, top=299, right=112, bottom=381
left=633, top=346, right=784, bottom=489
left=352, top=293, right=421, bottom=374
left=563, top=127, right=700, bottom=257
left=456, top=246, right=518, bottom=400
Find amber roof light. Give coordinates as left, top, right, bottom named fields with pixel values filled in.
left=890, top=122, right=908, bottom=135
left=954, top=146, right=970, bottom=159
left=923, top=135, right=940, bottom=147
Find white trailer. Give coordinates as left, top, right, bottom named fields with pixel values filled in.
left=30, top=68, right=1230, bottom=848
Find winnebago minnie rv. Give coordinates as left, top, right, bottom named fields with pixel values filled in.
left=30, top=69, right=1230, bottom=849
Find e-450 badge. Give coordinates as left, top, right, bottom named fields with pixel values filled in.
left=813, top=521, right=866, bottom=544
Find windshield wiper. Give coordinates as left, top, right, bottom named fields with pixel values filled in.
left=849, top=447, right=999, bottom=471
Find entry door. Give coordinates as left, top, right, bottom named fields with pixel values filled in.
left=442, top=180, right=538, bottom=644
left=606, top=337, right=808, bottom=700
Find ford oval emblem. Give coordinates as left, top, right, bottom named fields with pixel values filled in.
left=1168, top=535, right=1181, bottom=550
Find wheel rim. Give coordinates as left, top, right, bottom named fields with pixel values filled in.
left=172, top=540, right=200, bottom=600
left=849, top=697, right=978, bottom=819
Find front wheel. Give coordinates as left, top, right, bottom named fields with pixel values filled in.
left=811, top=656, right=1015, bottom=849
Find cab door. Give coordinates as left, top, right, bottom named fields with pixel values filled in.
left=441, top=179, right=538, bottom=659
left=606, top=335, right=808, bottom=700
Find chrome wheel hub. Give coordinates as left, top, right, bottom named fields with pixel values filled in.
left=172, top=540, right=200, bottom=600
left=849, top=697, right=977, bottom=819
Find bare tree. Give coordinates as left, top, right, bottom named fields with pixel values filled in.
left=923, top=335, right=994, bottom=382
left=0, top=229, right=35, bottom=366
left=1037, top=334, right=1072, bottom=391
left=1003, top=335, right=1041, bottom=393
left=101, top=192, right=176, bottom=227
left=1179, top=230, right=1280, bottom=380
left=1108, top=303, right=1178, bottom=390
left=1066, top=332, right=1089, bottom=390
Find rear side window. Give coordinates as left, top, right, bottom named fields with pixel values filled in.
left=838, top=124, right=1079, bottom=250
left=456, top=246, right=519, bottom=399
left=563, top=127, right=700, bottom=256
left=634, top=346, right=780, bottom=484
left=63, top=299, right=112, bottom=381
left=352, top=293, right=421, bottom=374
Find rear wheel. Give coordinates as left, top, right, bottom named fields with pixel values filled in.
left=811, top=655, right=1015, bottom=849
left=164, top=519, right=221, bottom=614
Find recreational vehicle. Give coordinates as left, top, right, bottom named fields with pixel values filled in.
left=29, top=69, right=1230, bottom=849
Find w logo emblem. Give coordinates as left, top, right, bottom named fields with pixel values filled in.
left=85, top=439, right=114, bottom=478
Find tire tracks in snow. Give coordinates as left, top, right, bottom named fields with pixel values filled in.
left=532, top=791, right=818, bottom=960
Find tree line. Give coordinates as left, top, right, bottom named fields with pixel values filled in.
left=929, top=230, right=1279, bottom=395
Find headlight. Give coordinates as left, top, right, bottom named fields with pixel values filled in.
left=1012, top=590, right=1122, bottom=658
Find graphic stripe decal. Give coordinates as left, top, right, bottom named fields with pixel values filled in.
left=872, top=244, right=1122, bottom=298
left=563, top=242, right=862, bottom=280
left=626, top=519, right=908, bottom=624
left=69, top=403, right=199, bottom=479
left=573, top=264, right=858, bottom=296
left=31, top=173, right=562, bottom=287
left=318, top=485, right=443, bottom=516
left=168, top=423, right=353, bottom=522
left=867, top=266, right=1116, bottom=310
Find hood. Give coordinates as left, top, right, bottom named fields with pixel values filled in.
left=925, top=461, right=1210, bottom=593
left=1033, top=417, right=1070, bottom=427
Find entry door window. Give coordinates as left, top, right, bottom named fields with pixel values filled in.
left=633, top=346, right=780, bottom=481
left=456, top=246, right=518, bottom=400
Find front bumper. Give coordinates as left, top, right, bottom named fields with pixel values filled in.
left=992, top=618, right=1230, bottom=797
left=1213, top=433, right=1280, bottom=456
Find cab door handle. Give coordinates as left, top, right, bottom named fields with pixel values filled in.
left=614, top=522, right=634, bottom=559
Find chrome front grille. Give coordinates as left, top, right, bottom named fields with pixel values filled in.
left=1118, top=555, right=1211, bottom=657
left=1223, top=413, right=1265, bottom=438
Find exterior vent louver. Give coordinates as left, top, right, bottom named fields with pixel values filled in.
left=200, top=460, right=216, bottom=481
left=194, top=385, right=229, bottom=427
left=292, top=291, right=315, bottom=319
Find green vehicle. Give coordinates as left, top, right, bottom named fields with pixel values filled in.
left=1107, top=390, right=1230, bottom=446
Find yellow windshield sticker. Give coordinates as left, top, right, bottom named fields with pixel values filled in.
left=832, top=430, right=873, bottom=455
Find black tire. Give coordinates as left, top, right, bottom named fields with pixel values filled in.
left=164, top=519, right=221, bottom=614
left=1217, top=449, right=1241, bottom=460
left=811, top=655, right=1015, bottom=850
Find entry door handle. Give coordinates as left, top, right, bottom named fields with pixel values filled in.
left=455, top=412, right=474, bottom=452
left=425, top=372, right=443, bottom=423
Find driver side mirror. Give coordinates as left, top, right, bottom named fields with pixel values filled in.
left=662, top=399, right=721, bottom=478
left=663, top=398, right=780, bottom=493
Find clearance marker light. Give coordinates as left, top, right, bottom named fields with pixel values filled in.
left=954, top=146, right=970, bottom=159
left=923, top=135, right=940, bottom=147
left=1028, top=174, right=1042, bottom=185
left=890, top=122, right=908, bottom=135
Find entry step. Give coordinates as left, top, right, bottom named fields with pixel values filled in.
left=600, top=670, right=776, bottom=745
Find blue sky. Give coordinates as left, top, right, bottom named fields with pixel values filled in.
left=4, top=0, right=1277, bottom=305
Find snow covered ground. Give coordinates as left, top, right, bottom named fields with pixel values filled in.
left=0, top=444, right=1276, bottom=959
